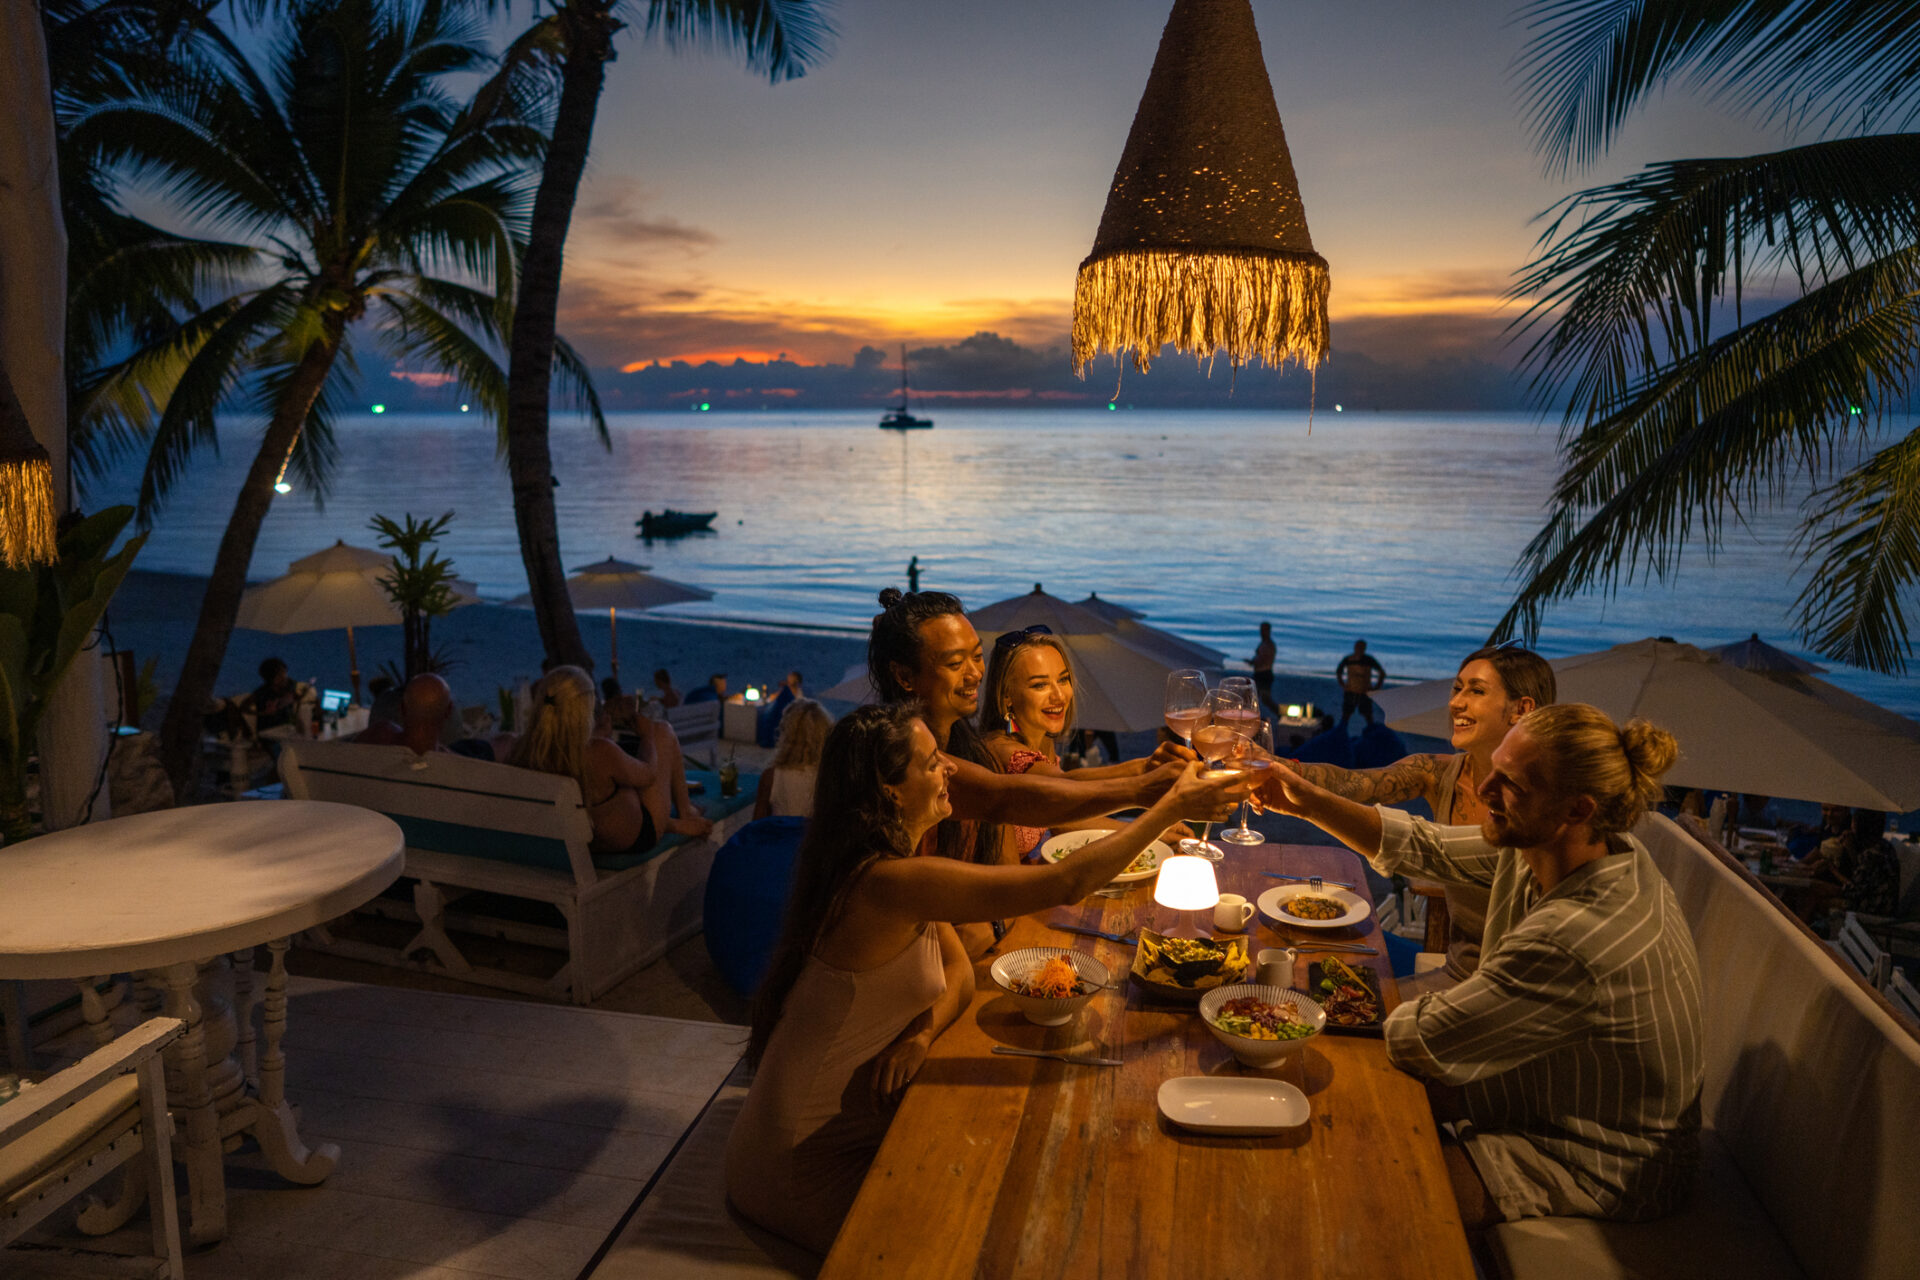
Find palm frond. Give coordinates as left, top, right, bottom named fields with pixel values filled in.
left=1796, top=428, right=1920, bottom=672
left=552, top=335, right=609, bottom=448
left=640, top=0, right=838, bottom=84
left=376, top=293, right=509, bottom=424
left=1517, top=0, right=1920, bottom=174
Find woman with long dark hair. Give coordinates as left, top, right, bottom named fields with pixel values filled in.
left=725, top=702, right=1242, bottom=1257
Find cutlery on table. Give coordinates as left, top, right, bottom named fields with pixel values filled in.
left=991, top=1045, right=1122, bottom=1067
left=1051, top=923, right=1137, bottom=944
left=1291, top=943, right=1378, bottom=955
left=1264, top=872, right=1357, bottom=889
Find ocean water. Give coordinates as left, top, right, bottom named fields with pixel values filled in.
left=86, top=407, right=1920, bottom=716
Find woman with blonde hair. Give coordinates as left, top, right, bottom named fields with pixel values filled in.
left=753, top=698, right=831, bottom=819
left=509, top=666, right=712, bottom=858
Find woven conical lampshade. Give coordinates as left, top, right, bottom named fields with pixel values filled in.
left=0, top=362, right=56, bottom=568
left=1073, top=0, right=1329, bottom=377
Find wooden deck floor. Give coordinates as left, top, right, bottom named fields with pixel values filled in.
left=7, top=977, right=743, bottom=1280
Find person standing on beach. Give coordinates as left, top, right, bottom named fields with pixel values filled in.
left=1251, top=622, right=1278, bottom=715
left=906, top=556, right=921, bottom=592
left=1335, top=639, right=1387, bottom=731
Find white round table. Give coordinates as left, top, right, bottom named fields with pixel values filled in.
left=0, top=801, right=403, bottom=1243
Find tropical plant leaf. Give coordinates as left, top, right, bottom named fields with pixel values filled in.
left=1796, top=429, right=1920, bottom=671
left=640, top=0, right=839, bottom=84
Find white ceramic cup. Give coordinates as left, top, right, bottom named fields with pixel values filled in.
left=1256, top=947, right=1296, bottom=988
left=1213, top=893, right=1254, bottom=933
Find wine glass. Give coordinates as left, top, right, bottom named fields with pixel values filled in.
left=1180, top=689, right=1246, bottom=863
left=1164, top=670, right=1208, bottom=751
left=1223, top=720, right=1273, bottom=845
left=1213, top=679, right=1261, bottom=746
left=1219, top=675, right=1256, bottom=710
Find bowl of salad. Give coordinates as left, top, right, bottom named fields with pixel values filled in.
left=990, top=947, right=1112, bottom=1026
left=1197, top=984, right=1326, bottom=1067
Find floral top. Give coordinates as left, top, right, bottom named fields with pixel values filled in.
left=1003, top=747, right=1049, bottom=859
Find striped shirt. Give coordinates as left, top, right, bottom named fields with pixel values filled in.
left=1373, top=808, right=1704, bottom=1222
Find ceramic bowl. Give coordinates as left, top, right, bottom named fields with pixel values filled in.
left=989, top=947, right=1111, bottom=1026
left=1198, top=983, right=1326, bottom=1068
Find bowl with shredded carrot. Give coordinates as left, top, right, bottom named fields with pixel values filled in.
left=990, top=947, right=1111, bottom=1026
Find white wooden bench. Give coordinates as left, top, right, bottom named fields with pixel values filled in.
left=280, top=742, right=753, bottom=1004
left=666, top=702, right=721, bottom=768
left=1487, top=812, right=1920, bottom=1280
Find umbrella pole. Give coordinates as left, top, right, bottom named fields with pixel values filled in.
left=346, top=624, right=362, bottom=705
left=609, top=607, right=619, bottom=681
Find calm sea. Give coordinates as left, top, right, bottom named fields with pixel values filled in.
left=87, top=407, right=1920, bottom=716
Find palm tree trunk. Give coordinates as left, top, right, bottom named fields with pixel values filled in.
left=503, top=1, right=617, bottom=673
left=157, top=332, right=342, bottom=796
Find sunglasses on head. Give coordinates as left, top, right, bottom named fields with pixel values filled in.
left=992, top=623, right=1054, bottom=651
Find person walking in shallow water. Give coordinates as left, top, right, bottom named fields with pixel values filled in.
left=1251, top=622, right=1278, bottom=716
left=906, top=556, right=920, bottom=592
left=1335, top=639, right=1387, bottom=731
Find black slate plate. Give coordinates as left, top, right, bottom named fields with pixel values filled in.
left=1307, top=960, right=1385, bottom=1036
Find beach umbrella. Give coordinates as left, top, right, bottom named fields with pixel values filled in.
left=819, top=663, right=874, bottom=704
left=1705, top=633, right=1827, bottom=675
left=1373, top=637, right=1920, bottom=810
left=1075, top=592, right=1147, bottom=622
left=1072, top=591, right=1227, bottom=668
left=970, top=586, right=1212, bottom=733
left=235, top=540, right=479, bottom=702
left=507, top=556, right=712, bottom=679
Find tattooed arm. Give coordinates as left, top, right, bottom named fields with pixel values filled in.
left=1283, top=753, right=1448, bottom=810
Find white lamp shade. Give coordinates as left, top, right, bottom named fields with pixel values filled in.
left=1154, top=855, right=1220, bottom=911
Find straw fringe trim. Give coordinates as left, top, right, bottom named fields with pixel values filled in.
left=0, top=454, right=59, bottom=569
left=1072, top=249, right=1330, bottom=376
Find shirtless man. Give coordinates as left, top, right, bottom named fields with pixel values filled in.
left=1335, top=639, right=1387, bottom=731
left=1251, top=622, right=1278, bottom=716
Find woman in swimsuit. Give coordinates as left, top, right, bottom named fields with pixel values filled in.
left=508, top=667, right=712, bottom=859
left=977, top=627, right=1189, bottom=860
left=726, top=702, right=1246, bottom=1257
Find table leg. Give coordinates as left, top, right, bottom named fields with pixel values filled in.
left=159, top=960, right=227, bottom=1245
left=231, top=947, right=257, bottom=1087
left=247, top=937, right=338, bottom=1183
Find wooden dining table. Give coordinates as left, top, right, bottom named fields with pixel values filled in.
left=820, top=840, right=1476, bottom=1278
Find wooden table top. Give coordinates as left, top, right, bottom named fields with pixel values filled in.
left=820, top=842, right=1476, bottom=1279
left=0, top=801, right=404, bottom=978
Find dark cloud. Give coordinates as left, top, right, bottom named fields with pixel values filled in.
left=573, top=182, right=718, bottom=253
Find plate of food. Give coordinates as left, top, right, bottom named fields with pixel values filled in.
left=1256, top=883, right=1371, bottom=931
left=1308, top=957, right=1384, bottom=1035
left=1198, top=983, right=1326, bottom=1067
left=1129, top=928, right=1251, bottom=1001
left=1040, top=829, right=1170, bottom=884
left=989, top=947, right=1111, bottom=1026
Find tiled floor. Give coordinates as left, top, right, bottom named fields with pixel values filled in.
left=8, top=977, right=743, bottom=1280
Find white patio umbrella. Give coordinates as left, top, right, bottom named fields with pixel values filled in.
left=1075, top=592, right=1146, bottom=622
left=235, top=540, right=479, bottom=702
left=1373, top=637, right=1920, bottom=810
left=970, top=585, right=1214, bottom=733
left=1072, top=591, right=1227, bottom=668
left=507, top=557, right=712, bottom=679
left=1705, top=633, right=1827, bottom=675
left=819, top=662, right=874, bottom=704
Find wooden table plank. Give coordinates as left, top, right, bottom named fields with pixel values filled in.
left=821, top=843, right=1476, bottom=1279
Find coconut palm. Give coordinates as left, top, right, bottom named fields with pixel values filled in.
left=1498, top=1, right=1920, bottom=673
left=497, top=0, right=835, bottom=671
left=62, top=0, right=580, bottom=793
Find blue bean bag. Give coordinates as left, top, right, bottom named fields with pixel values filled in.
left=1293, top=726, right=1354, bottom=768
left=1354, top=722, right=1410, bottom=769
left=1381, top=928, right=1423, bottom=979
left=704, top=816, right=807, bottom=998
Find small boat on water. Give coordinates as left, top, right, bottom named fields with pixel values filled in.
left=636, top=509, right=718, bottom=537
left=879, top=343, right=933, bottom=431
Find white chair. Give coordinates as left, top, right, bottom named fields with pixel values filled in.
left=1837, top=912, right=1894, bottom=989
left=666, top=701, right=721, bottom=768
left=1888, top=968, right=1920, bottom=1027
left=1, top=1016, right=184, bottom=1277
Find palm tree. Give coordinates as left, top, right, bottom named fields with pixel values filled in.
left=1499, top=1, right=1920, bottom=673
left=499, top=0, right=834, bottom=671
left=64, top=0, right=558, bottom=794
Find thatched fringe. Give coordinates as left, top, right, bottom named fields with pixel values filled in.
left=1072, top=249, right=1330, bottom=376
left=0, top=452, right=58, bottom=569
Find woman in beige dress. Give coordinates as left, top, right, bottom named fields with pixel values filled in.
left=725, top=702, right=1243, bottom=1257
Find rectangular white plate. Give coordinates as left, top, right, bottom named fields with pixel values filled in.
left=1157, top=1076, right=1310, bottom=1134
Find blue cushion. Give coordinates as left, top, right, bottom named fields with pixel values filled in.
left=1353, top=722, right=1409, bottom=769
left=1294, top=728, right=1354, bottom=768
left=704, top=816, right=807, bottom=998
left=1381, top=928, right=1423, bottom=979
left=388, top=813, right=575, bottom=871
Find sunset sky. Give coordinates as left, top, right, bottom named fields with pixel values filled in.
left=553, top=0, right=1790, bottom=374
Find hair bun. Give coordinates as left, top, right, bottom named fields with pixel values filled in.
left=877, top=587, right=905, bottom=609
left=1618, top=718, right=1679, bottom=785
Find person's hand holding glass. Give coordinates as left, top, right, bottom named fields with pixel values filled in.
left=1178, top=689, right=1248, bottom=861
left=1222, top=719, right=1273, bottom=845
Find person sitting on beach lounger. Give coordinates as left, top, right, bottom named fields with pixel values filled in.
left=726, top=702, right=1243, bottom=1259
left=685, top=673, right=726, bottom=704
left=866, top=588, right=1193, bottom=956
left=1287, top=644, right=1557, bottom=989
left=1257, top=704, right=1703, bottom=1229
left=755, top=698, right=830, bottom=819
left=600, top=688, right=704, bottom=825
left=508, top=666, right=711, bottom=861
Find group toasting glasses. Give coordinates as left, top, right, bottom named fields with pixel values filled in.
left=1163, top=670, right=1270, bottom=861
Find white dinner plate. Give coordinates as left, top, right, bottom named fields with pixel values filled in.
left=1256, top=883, right=1371, bottom=931
left=1040, top=829, right=1170, bottom=884
left=1157, top=1076, right=1310, bottom=1134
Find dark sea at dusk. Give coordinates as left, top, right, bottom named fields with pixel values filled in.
left=87, top=407, right=1920, bottom=718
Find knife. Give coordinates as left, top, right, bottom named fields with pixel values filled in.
left=992, top=1045, right=1123, bottom=1067
left=1050, top=923, right=1136, bottom=944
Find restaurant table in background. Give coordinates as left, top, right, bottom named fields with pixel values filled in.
left=820, top=842, right=1475, bottom=1279
left=0, top=802, right=404, bottom=1244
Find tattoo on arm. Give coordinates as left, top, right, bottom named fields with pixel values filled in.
left=1292, top=755, right=1442, bottom=807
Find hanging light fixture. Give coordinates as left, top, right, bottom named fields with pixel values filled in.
left=1073, top=0, right=1329, bottom=381
left=0, top=362, right=56, bottom=568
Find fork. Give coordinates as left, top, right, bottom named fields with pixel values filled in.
left=1264, top=872, right=1357, bottom=890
